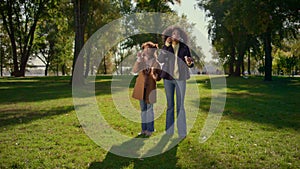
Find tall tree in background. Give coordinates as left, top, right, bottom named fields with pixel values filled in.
left=198, top=0, right=237, bottom=76
left=223, top=1, right=251, bottom=76
left=72, top=0, right=88, bottom=84
left=0, top=24, right=12, bottom=76
left=0, top=0, right=53, bottom=77
left=197, top=0, right=299, bottom=80
left=33, top=1, right=73, bottom=76
left=273, top=37, right=300, bottom=76
left=72, top=0, right=124, bottom=78
left=242, top=0, right=299, bottom=81
left=84, top=0, right=126, bottom=76
left=132, top=0, right=181, bottom=46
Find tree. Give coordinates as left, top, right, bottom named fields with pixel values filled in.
left=0, top=0, right=54, bottom=77
left=198, top=0, right=299, bottom=80
left=274, top=37, right=300, bottom=76
left=241, top=0, right=299, bottom=80
left=84, top=0, right=125, bottom=76
left=0, top=23, right=12, bottom=76
left=130, top=0, right=181, bottom=46
left=32, top=1, right=73, bottom=76
left=109, top=0, right=184, bottom=74
left=71, top=0, right=88, bottom=84
left=198, top=0, right=237, bottom=76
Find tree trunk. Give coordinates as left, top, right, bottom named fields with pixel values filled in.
left=0, top=45, right=3, bottom=77
left=72, top=0, right=88, bottom=85
left=263, top=30, right=272, bottom=81
left=2, top=1, right=19, bottom=76
left=19, top=55, right=28, bottom=77
left=235, top=48, right=245, bottom=77
left=91, top=63, right=94, bottom=75
left=84, top=27, right=93, bottom=78
left=248, top=50, right=251, bottom=75
left=229, top=45, right=235, bottom=76
left=84, top=48, right=90, bottom=78
left=56, top=60, right=59, bottom=76
left=1, top=1, right=44, bottom=77
left=234, top=60, right=241, bottom=76
left=234, top=52, right=243, bottom=77
left=19, top=11, right=38, bottom=77
left=62, top=64, right=66, bottom=76
left=45, top=63, right=49, bottom=76
left=235, top=49, right=245, bottom=76
left=103, top=54, right=107, bottom=74
left=242, top=59, right=245, bottom=75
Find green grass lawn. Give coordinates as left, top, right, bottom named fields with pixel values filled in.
left=0, top=75, right=299, bottom=168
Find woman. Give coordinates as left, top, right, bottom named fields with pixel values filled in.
left=157, top=26, right=194, bottom=138
left=132, top=41, right=161, bottom=137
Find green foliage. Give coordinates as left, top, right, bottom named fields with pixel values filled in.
left=0, top=0, right=59, bottom=76
left=33, top=1, right=73, bottom=76
left=100, top=1, right=206, bottom=73
left=273, top=37, right=300, bottom=75
left=135, top=0, right=180, bottom=12
left=83, top=0, right=130, bottom=75
left=197, top=0, right=300, bottom=78
left=0, top=24, right=12, bottom=75
left=1, top=0, right=206, bottom=76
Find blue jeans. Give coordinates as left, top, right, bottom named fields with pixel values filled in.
left=164, top=79, right=187, bottom=136
left=140, top=100, right=154, bottom=132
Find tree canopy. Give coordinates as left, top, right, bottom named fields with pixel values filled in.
left=197, top=0, right=299, bottom=80
left=0, top=0, right=298, bottom=78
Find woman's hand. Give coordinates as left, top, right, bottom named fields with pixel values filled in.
left=184, top=56, right=193, bottom=66
left=166, top=37, right=172, bottom=43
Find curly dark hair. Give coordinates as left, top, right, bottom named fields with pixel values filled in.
left=162, top=26, right=188, bottom=44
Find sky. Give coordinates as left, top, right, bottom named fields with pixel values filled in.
left=169, top=0, right=213, bottom=62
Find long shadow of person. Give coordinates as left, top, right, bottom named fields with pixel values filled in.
left=89, top=134, right=180, bottom=169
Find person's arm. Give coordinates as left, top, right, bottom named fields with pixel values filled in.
left=132, top=61, right=146, bottom=73
left=185, top=46, right=194, bottom=68
left=151, top=62, right=162, bottom=81
left=157, top=37, right=172, bottom=63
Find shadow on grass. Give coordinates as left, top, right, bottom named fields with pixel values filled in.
left=89, top=135, right=179, bottom=169
left=0, top=77, right=72, bottom=105
left=0, top=105, right=74, bottom=127
left=0, top=76, right=120, bottom=105
left=0, top=75, right=145, bottom=128
left=0, top=75, right=166, bottom=106
left=198, top=76, right=300, bottom=131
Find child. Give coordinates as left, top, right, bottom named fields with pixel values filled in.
left=132, top=41, right=161, bottom=137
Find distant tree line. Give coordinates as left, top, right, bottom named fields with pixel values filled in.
left=1, top=0, right=298, bottom=80
left=0, top=0, right=205, bottom=79
left=197, top=0, right=299, bottom=80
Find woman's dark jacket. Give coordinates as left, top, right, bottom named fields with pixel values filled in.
left=157, top=42, right=194, bottom=80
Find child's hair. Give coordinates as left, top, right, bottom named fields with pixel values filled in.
left=141, top=41, right=159, bottom=58
left=141, top=41, right=158, bottom=49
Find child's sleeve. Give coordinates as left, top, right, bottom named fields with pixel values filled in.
left=132, top=61, right=146, bottom=74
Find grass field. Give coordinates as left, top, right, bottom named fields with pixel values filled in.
left=0, top=75, right=299, bottom=168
